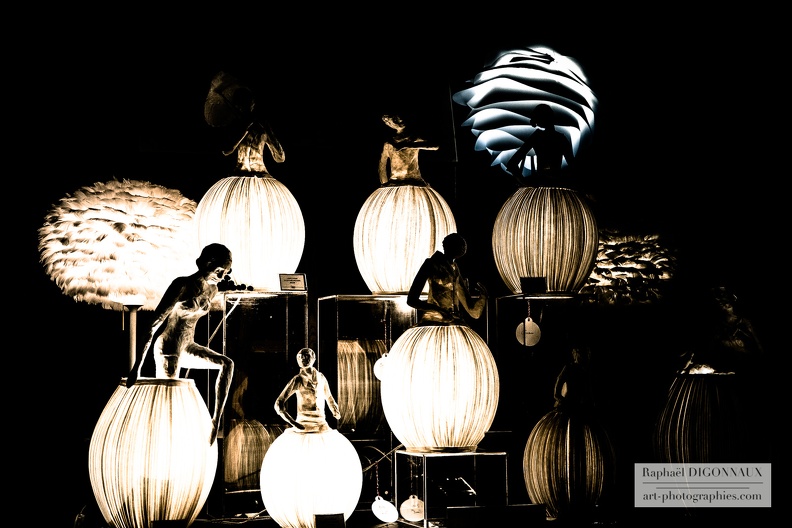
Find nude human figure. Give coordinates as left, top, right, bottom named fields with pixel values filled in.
left=406, top=233, right=487, bottom=325
left=126, top=243, right=235, bottom=445
left=378, top=114, right=439, bottom=185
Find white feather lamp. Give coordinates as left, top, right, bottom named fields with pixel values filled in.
left=37, top=178, right=197, bottom=366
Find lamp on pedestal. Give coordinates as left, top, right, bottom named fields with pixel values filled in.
left=353, top=113, right=456, bottom=294
left=197, top=71, right=304, bottom=292
left=453, top=46, right=599, bottom=295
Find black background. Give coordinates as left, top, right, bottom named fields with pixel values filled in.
left=25, top=10, right=780, bottom=527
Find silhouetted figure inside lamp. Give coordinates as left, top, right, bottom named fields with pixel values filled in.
left=274, top=347, right=341, bottom=433
left=506, top=103, right=575, bottom=185
left=553, top=346, right=594, bottom=415
left=407, top=233, right=488, bottom=325
left=204, top=70, right=285, bottom=174
left=379, top=113, right=439, bottom=185
left=126, top=243, right=235, bottom=445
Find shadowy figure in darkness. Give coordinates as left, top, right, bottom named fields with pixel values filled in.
left=378, top=113, right=439, bottom=185
left=126, top=243, right=235, bottom=445
left=274, top=347, right=341, bottom=433
left=506, top=103, right=575, bottom=185
left=407, top=233, right=488, bottom=325
left=204, top=70, right=285, bottom=174
left=553, top=346, right=595, bottom=415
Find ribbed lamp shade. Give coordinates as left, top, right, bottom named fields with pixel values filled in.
left=654, top=372, right=741, bottom=464
left=224, top=419, right=276, bottom=492
left=493, top=186, right=598, bottom=293
left=195, top=175, right=305, bottom=291
left=523, top=408, right=615, bottom=521
left=354, top=184, right=456, bottom=294
left=89, top=378, right=218, bottom=528
left=380, top=325, right=499, bottom=452
left=260, top=428, right=363, bottom=528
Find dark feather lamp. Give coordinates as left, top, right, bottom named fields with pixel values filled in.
left=37, top=178, right=197, bottom=367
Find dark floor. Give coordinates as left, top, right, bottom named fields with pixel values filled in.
left=187, top=504, right=774, bottom=528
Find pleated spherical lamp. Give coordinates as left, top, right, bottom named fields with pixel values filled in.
left=259, top=428, right=363, bottom=528
left=354, top=183, right=456, bottom=294
left=89, top=378, right=218, bottom=528
left=380, top=325, right=499, bottom=452
left=195, top=174, right=304, bottom=291
left=493, top=186, right=598, bottom=293
left=523, top=407, right=615, bottom=521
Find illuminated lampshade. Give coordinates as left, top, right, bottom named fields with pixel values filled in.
left=452, top=46, right=597, bottom=177
left=89, top=378, right=218, bottom=528
left=260, top=428, right=363, bottom=528
left=194, top=174, right=305, bottom=291
left=493, top=186, right=598, bottom=294
left=224, top=419, right=277, bottom=492
left=354, top=184, right=456, bottom=294
left=38, top=178, right=197, bottom=367
left=337, top=339, right=388, bottom=435
left=380, top=325, right=499, bottom=452
left=523, top=408, right=615, bottom=521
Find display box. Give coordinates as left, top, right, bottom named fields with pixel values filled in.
left=317, top=295, right=417, bottom=437
left=394, top=450, right=508, bottom=527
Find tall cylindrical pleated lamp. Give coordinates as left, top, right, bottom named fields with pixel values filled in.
left=89, top=378, right=218, bottom=528
left=354, top=183, right=456, bottom=294
left=380, top=325, right=499, bottom=452
left=492, top=186, right=598, bottom=294
left=195, top=174, right=305, bottom=291
left=260, top=428, right=363, bottom=528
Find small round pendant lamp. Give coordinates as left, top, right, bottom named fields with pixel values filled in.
left=89, top=378, right=218, bottom=528
left=259, top=428, right=363, bottom=528
left=492, top=186, right=598, bottom=293
left=380, top=325, right=499, bottom=452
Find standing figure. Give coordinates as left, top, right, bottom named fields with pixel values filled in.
left=126, top=243, right=235, bottom=445
left=506, top=103, right=574, bottom=183
left=378, top=114, right=439, bottom=185
left=407, top=232, right=487, bottom=325
left=274, top=347, right=341, bottom=433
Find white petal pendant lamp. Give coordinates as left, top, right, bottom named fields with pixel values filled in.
left=89, top=378, right=218, bottom=528
left=197, top=71, right=305, bottom=291
left=354, top=114, right=456, bottom=294
left=38, top=178, right=197, bottom=368
left=380, top=325, right=499, bottom=452
left=493, top=186, right=598, bottom=293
